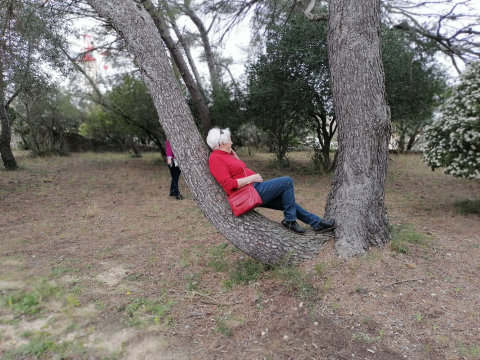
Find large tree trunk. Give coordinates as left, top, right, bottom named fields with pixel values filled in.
left=0, top=65, right=18, bottom=170
left=140, top=0, right=212, bottom=136
left=0, top=99, right=18, bottom=170
left=86, top=0, right=331, bottom=265
left=325, top=0, right=391, bottom=257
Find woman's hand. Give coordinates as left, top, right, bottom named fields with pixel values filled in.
left=249, top=174, right=263, bottom=183
left=237, top=174, right=263, bottom=188
left=167, top=158, right=172, bottom=165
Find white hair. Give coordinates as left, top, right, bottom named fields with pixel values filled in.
left=206, top=127, right=231, bottom=150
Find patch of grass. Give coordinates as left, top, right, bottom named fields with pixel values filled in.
left=3, top=292, right=40, bottom=315
left=322, top=277, right=332, bottom=293
left=214, top=316, right=232, bottom=337
left=95, top=299, right=107, bottom=310
left=362, top=316, right=372, bottom=324
left=2, top=331, right=94, bottom=360
left=50, top=266, right=78, bottom=278
left=123, top=296, right=174, bottom=328
left=1, top=279, right=58, bottom=316
left=415, top=312, right=423, bottom=322
left=206, top=243, right=230, bottom=272
left=454, top=200, right=480, bottom=215
left=184, top=273, right=200, bottom=291
left=269, top=265, right=319, bottom=303
left=352, top=333, right=381, bottom=344
left=390, top=224, right=432, bottom=254
left=2, top=332, right=56, bottom=359
left=65, top=293, right=80, bottom=307
left=20, top=330, right=34, bottom=338
left=314, top=262, right=326, bottom=277
left=225, top=258, right=267, bottom=289
left=457, top=342, right=480, bottom=358
left=126, top=273, right=141, bottom=281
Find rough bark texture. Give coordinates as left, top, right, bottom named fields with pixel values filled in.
left=325, top=0, right=391, bottom=257
left=0, top=66, right=18, bottom=171
left=141, top=0, right=212, bottom=136
left=86, top=0, right=331, bottom=265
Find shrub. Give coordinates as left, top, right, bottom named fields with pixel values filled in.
left=423, top=61, right=480, bottom=179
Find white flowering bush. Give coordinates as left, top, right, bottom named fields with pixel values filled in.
left=423, top=61, right=480, bottom=179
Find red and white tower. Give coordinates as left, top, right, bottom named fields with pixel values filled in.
left=77, top=35, right=98, bottom=93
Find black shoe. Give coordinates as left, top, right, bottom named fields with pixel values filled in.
left=281, top=220, right=306, bottom=234
left=169, top=193, right=175, bottom=197
left=313, top=219, right=335, bottom=233
left=176, top=194, right=184, bottom=200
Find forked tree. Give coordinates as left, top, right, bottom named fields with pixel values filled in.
left=85, top=0, right=390, bottom=260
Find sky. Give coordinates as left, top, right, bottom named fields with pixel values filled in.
left=70, top=0, right=479, bottom=89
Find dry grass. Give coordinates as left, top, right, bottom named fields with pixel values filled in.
left=0, top=150, right=479, bottom=360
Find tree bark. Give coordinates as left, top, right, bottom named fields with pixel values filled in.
left=140, top=0, right=212, bottom=136
left=86, top=0, right=331, bottom=265
left=0, top=66, right=18, bottom=170
left=325, top=0, right=391, bottom=257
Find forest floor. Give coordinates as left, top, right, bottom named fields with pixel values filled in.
left=0, top=150, right=479, bottom=360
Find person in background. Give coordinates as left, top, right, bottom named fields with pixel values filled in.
left=165, top=140, right=183, bottom=200
left=207, top=127, right=335, bottom=234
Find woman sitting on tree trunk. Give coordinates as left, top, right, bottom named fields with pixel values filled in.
left=207, top=127, right=335, bottom=234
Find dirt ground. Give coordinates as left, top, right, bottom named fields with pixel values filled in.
left=0, top=150, right=479, bottom=360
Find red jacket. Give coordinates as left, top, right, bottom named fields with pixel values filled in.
left=209, top=150, right=256, bottom=197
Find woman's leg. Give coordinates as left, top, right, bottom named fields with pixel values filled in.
left=253, top=177, right=296, bottom=221
left=169, top=165, right=181, bottom=197
left=260, top=196, right=322, bottom=227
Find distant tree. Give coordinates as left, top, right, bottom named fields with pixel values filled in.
left=12, top=85, right=83, bottom=155
left=209, top=83, right=245, bottom=137
left=0, top=0, right=71, bottom=169
left=247, top=17, right=336, bottom=168
left=80, top=74, right=167, bottom=156
left=382, top=27, right=448, bottom=152
left=423, top=61, right=480, bottom=179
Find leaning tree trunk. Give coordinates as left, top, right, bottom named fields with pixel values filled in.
left=86, top=0, right=332, bottom=265
left=325, top=0, right=391, bottom=257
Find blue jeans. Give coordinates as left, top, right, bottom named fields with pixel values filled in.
left=253, top=177, right=321, bottom=226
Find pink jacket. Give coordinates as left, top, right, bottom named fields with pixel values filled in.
left=165, top=140, right=175, bottom=159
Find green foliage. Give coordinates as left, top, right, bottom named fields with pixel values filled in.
left=382, top=27, right=447, bottom=151
left=390, top=224, right=432, bottom=254
left=79, top=74, right=166, bottom=153
left=3, top=293, right=40, bottom=315
left=423, top=61, right=480, bottom=179
left=209, top=83, right=246, bottom=142
left=454, top=200, right=480, bottom=215
left=12, top=87, right=83, bottom=156
left=1, top=279, right=58, bottom=316
left=1, top=331, right=91, bottom=360
left=246, top=16, right=334, bottom=167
